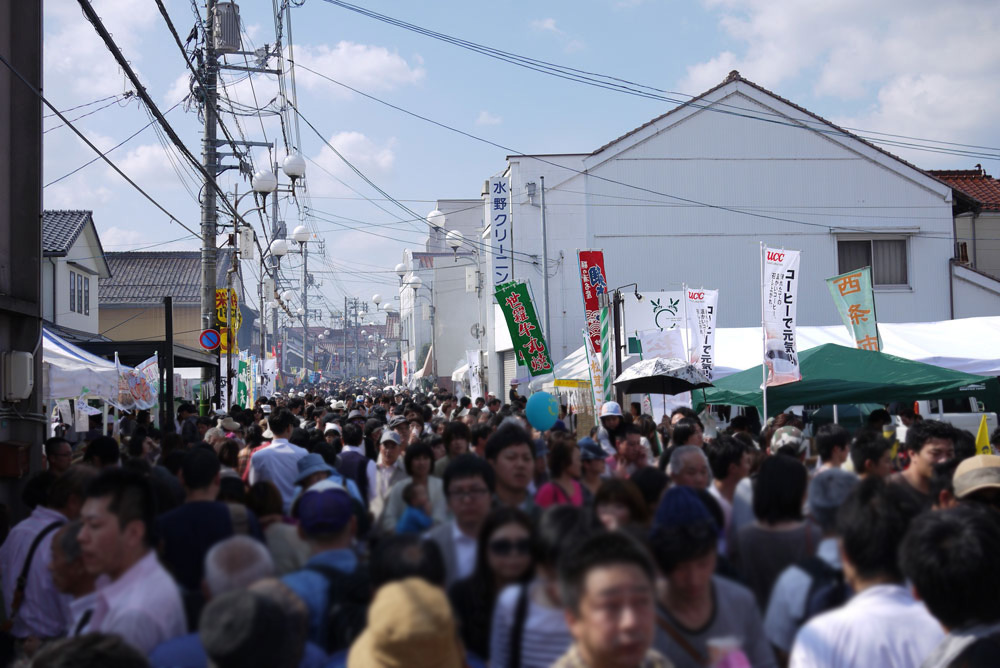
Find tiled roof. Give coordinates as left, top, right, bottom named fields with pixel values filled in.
left=43, top=210, right=91, bottom=255
left=99, top=250, right=230, bottom=305
left=926, top=168, right=1000, bottom=211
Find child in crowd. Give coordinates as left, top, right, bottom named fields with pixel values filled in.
left=395, top=482, right=433, bottom=534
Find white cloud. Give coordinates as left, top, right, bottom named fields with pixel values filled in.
left=294, top=42, right=425, bottom=95
left=531, top=18, right=562, bottom=34
left=475, top=111, right=502, bottom=126
left=165, top=73, right=192, bottom=107
left=307, top=131, right=397, bottom=197
left=529, top=18, right=586, bottom=53
left=113, top=143, right=186, bottom=185
left=680, top=0, right=1000, bottom=165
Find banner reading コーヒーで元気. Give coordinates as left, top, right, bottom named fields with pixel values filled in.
left=495, top=281, right=553, bottom=377
left=826, top=266, right=881, bottom=352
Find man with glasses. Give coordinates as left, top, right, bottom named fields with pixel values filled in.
left=45, top=438, right=74, bottom=475
left=425, top=454, right=495, bottom=588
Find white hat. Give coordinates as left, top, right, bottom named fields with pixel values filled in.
left=324, top=422, right=342, bottom=434
left=600, top=401, right=623, bottom=418
left=297, top=391, right=306, bottom=398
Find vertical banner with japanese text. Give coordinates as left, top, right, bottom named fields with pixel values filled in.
left=583, top=328, right=604, bottom=413
left=762, top=247, right=802, bottom=387
left=826, top=266, right=881, bottom=351
left=467, top=350, right=483, bottom=400
left=577, top=250, right=608, bottom=353
left=214, top=289, right=241, bottom=354
left=495, top=281, right=553, bottom=376
left=488, top=176, right=512, bottom=286
left=684, top=288, right=719, bottom=380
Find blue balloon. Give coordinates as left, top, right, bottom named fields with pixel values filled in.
left=526, top=391, right=559, bottom=432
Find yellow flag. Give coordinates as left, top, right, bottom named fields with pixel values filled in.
left=976, top=415, right=991, bottom=455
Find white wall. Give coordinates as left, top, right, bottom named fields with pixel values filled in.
left=953, top=263, right=1000, bottom=318
left=48, top=224, right=104, bottom=334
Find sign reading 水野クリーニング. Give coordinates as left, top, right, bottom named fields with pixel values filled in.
left=762, top=246, right=801, bottom=387
left=495, top=281, right=553, bottom=376
left=826, top=266, right=881, bottom=352
left=488, top=177, right=512, bottom=286
left=577, top=250, right=608, bottom=354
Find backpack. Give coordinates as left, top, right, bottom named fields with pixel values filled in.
left=306, top=564, right=373, bottom=654
left=796, top=556, right=851, bottom=624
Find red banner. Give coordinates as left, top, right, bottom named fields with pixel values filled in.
left=578, top=250, right=608, bottom=353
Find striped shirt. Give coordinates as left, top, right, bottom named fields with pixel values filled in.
left=489, top=580, right=572, bottom=668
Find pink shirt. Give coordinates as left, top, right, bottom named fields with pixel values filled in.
left=0, top=506, right=70, bottom=638
left=534, top=480, right=584, bottom=508
left=89, top=550, right=186, bottom=654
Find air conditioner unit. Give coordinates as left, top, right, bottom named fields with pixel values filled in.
left=213, top=2, right=242, bottom=54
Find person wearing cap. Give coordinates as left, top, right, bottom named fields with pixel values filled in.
left=764, top=469, right=858, bottom=661
left=248, top=409, right=310, bottom=515
left=578, top=437, right=607, bottom=498
left=323, top=421, right=342, bottom=447
left=371, top=430, right=408, bottom=517
left=596, top=401, right=626, bottom=457
left=789, top=478, right=941, bottom=668
left=952, top=454, right=1000, bottom=510
left=649, top=487, right=775, bottom=668
left=292, top=453, right=363, bottom=505
left=281, top=480, right=362, bottom=649
left=889, top=419, right=956, bottom=510
left=769, top=425, right=808, bottom=459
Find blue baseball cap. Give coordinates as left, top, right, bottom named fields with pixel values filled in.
left=294, top=480, right=354, bottom=536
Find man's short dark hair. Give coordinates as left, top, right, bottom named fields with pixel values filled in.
left=487, top=397, right=501, bottom=407
left=471, top=424, right=492, bottom=443
left=484, top=423, right=533, bottom=461
left=905, top=419, right=955, bottom=454
left=849, top=432, right=892, bottom=474
left=85, top=469, right=157, bottom=547
left=671, top=418, right=701, bottom=446
left=648, top=519, right=717, bottom=575
left=44, top=437, right=70, bottom=458
left=929, top=458, right=960, bottom=506
left=181, top=446, right=221, bottom=490
left=177, top=403, right=196, bottom=416
left=815, top=424, right=851, bottom=463
left=442, top=454, right=495, bottom=498
left=341, top=423, right=363, bottom=447
left=839, top=477, right=922, bottom=582
left=705, top=434, right=749, bottom=480
left=443, top=421, right=471, bottom=446
left=85, top=437, right=120, bottom=467
left=267, top=409, right=296, bottom=437
left=369, top=533, right=446, bottom=589
left=47, top=465, right=98, bottom=511
left=901, top=506, right=1000, bottom=629
left=559, top=531, right=654, bottom=614
left=753, top=455, right=807, bottom=524
left=196, top=416, right=215, bottom=429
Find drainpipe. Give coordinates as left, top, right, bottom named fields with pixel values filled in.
left=972, top=210, right=979, bottom=269
left=948, top=258, right=955, bottom=320
left=50, top=259, right=57, bottom=325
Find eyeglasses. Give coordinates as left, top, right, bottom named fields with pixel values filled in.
left=489, top=538, right=532, bottom=556
left=449, top=487, right=490, bottom=501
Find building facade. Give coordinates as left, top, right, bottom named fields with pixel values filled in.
left=41, top=210, right=111, bottom=338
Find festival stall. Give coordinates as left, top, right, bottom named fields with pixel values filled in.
left=692, top=344, right=1000, bottom=418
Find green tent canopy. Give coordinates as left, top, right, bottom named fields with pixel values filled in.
left=692, top=344, right=1000, bottom=418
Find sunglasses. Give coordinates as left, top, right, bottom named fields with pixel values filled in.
left=489, top=538, right=532, bottom=556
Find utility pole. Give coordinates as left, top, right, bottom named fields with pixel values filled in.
left=301, top=240, right=308, bottom=376
left=199, top=0, right=219, bottom=415
left=343, top=296, right=349, bottom=378
left=540, top=175, right=551, bottom=342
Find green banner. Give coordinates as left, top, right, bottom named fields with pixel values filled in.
left=495, top=281, right=554, bottom=376
left=236, top=359, right=251, bottom=408
left=826, top=266, right=881, bottom=351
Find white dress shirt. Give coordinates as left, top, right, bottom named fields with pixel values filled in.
left=790, top=584, right=943, bottom=668
left=89, top=551, right=186, bottom=654
left=452, top=520, right=477, bottom=582
left=248, top=437, right=309, bottom=514
left=0, top=506, right=70, bottom=638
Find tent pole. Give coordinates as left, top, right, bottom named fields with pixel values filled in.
left=833, top=404, right=839, bottom=424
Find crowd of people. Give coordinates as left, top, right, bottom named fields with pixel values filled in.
left=2, top=386, right=1000, bottom=668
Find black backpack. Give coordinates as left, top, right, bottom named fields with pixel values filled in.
left=305, top=564, right=372, bottom=654
left=796, top=556, right=851, bottom=624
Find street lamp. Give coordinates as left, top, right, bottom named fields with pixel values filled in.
left=427, top=209, right=446, bottom=229
left=446, top=230, right=464, bottom=258
left=281, top=153, right=306, bottom=184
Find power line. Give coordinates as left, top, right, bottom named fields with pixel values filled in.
left=43, top=94, right=121, bottom=118
left=0, top=51, right=201, bottom=239
left=43, top=93, right=132, bottom=133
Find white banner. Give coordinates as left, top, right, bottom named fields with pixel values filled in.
left=637, top=328, right=686, bottom=360
left=467, top=350, right=483, bottom=400
left=685, top=288, right=719, bottom=380
left=623, top=291, right=684, bottom=335
left=762, top=247, right=802, bottom=387
left=583, top=329, right=604, bottom=414
left=488, top=176, right=512, bottom=286
left=260, top=358, right=278, bottom=398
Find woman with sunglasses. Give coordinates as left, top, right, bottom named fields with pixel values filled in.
left=448, top=507, right=535, bottom=662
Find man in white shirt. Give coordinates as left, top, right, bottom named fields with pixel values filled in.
left=248, top=409, right=309, bottom=514
left=77, top=469, right=186, bottom=654
left=424, top=455, right=494, bottom=587
left=790, top=477, right=942, bottom=668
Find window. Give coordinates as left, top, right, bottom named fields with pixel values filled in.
left=837, top=238, right=908, bottom=286
left=77, top=274, right=83, bottom=313
left=84, top=278, right=90, bottom=315
left=69, top=271, right=76, bottom=312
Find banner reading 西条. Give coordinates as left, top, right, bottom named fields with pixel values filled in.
left=826, top=266, right=881, bottom=352
left=762, top=246, right=802, bottom=387
left=495, top=281, right=553, bottom=377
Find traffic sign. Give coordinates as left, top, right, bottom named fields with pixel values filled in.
left=199, top=329, right=221, bottom=351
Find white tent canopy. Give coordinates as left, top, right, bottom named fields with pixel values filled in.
left=43, top=328, right=121, bottom=401
left=542, top=316, right=1000, bottom=390
left=451, top=362, right=470, bottom=382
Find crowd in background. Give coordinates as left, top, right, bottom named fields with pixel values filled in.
left=2, top=384, right=1000, bottom=668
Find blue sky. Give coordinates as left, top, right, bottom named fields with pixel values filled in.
left=41, top=0, right=1000, bottom=320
